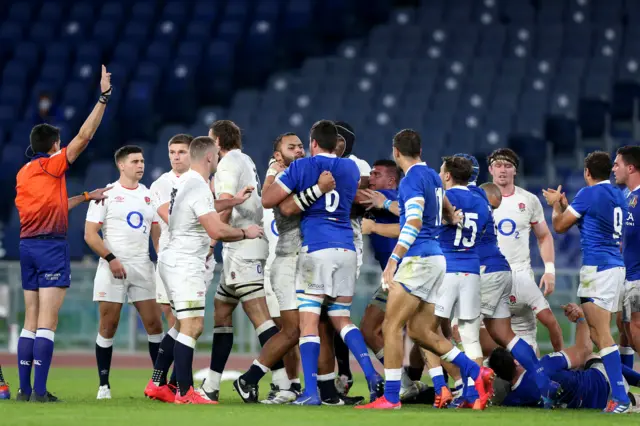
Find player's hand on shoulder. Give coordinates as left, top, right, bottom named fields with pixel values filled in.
left=109, top=258, right=127, bottom=280
left=317, top=171, right=336, bottom=193
left=89, top=186, right=112, bottom=204
left=542, top=185, right=564, bottom=206
left=100, top=65, right=112, bottom=94
left=362, top=218, right=375, bottom=235
left=234, top=186, right=254, bottom=204
left=269, top=160, right=286, bottom=175
left=243, top=224, right=264, bottom=239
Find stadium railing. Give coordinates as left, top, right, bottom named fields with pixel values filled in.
left=0, top=261, right=582, bottom=354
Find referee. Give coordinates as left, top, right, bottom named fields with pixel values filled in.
left=14, top=65, right=113, bottom=402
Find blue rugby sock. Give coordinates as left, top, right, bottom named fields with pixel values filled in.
left=341, top=324, right=377, bottom=382
left=508, top=337, right=553, bottom=395
left=383, top=368, right=402, bottom=404
left=17, top=329, right=35, bottom=395
left=33, top=329, right=55, bottom=396
left=299, top=335, right=320, bottom=398
left=600, top=345, right=630, bottom=403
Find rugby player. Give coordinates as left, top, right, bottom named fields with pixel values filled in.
left=490, top=303, right=640, bottom=410
left=156, top=136, right=263, bottom=404
left=197, top=120, right=285, bottom=403
left=234, top=132, right=336, bottom=404
left=85, top=146, right=164, bottom=400
left=454, top=154, right=561, bottom=409
left=613, top=145, right=640, bottom=364
left=488, top=148, right=563, bottom=354
left=356, top=130, right=493, bottom=410
left=543, top=151, right=630, bottom=413
left=15, top=66, right=112, bottom=402
left=262, top=120, right=383, bottom=405
left=333, top=121, right=372, bottom=394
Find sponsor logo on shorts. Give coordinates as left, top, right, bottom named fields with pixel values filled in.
left=509, top=295, right=516, bottom=304
left=197, top=291, right=205, bottom=297
left=518, top=202, right=526, bottom=212
left=308, top=283, right=323, bottom=290
left=145, top=196, right=151, bottom=205
left=98, top=292, right=107, bottom=298
left=231, top=271, right=236, bottom=280
left=44, top=273, right=61, bottom=281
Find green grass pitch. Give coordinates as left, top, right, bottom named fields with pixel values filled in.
left=1, top=367, right=638, bottom=426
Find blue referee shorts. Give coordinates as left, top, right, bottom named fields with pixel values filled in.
left=19, top=238, right=71, bottom=291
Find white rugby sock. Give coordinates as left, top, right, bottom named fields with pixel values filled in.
left=204, top=370, right=222, bottom=392
left=271, top=368, right=291, bottom=391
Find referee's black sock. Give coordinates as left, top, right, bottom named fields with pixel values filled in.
left=96, top=334, right=114, bottom=387
left=152, top=328, right=177, bottom=386
left=334, top=333, right=352, bottom=379
left=174, top=333, right=196, bottom=397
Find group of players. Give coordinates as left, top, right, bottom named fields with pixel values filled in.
left=2, top=66, right=640, bottom=413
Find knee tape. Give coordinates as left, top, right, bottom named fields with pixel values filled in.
left=327, top=300, right=352, bottom=317
left=297, top=294, right=324, bottom=315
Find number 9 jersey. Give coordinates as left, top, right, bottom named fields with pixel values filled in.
left=86, top=181, right=159, bottom=262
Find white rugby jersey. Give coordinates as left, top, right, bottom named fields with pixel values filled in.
left=86, top=181, right=158, bottom=262
left=263, top=207, right=277, bottom=268
left=165, top=169, right=215, bottom=262
left=493, top=186, right=546, bottom=271
left=214, top=149, right=268, bottom=259
left=150, top=170, right=182, bottom=253
left=348, top=154, right=371, bottom=239
left=509, top=272, right=550, bottom=334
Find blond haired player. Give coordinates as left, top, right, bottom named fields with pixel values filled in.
left=487, top=148, right=563, bottom=353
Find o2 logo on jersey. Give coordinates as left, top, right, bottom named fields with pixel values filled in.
left=270, top=219, right=279, bottom=237
left=497, top=218, right=519, bottom=239
left=127, top=211, right=147, bottom=234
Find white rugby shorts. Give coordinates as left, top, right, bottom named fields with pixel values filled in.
left=578, top=265, right=625, bottom=313
left=263, top=262, right=280, bottom=318
left=434, top=272, right=481, bottom=320
left=480, top=269, right=512, bottom=319
left=215, top=251, right=266, bottom=305
left=393, top=255, right=446, bottom=303
left=296, top=247, right=357, bottom=298
left=623, top=279, right=640, bottom=323
left=355, top=237, right=363, bottom=280
left=93, top=259, right=155, bottom=304
left=157, top=251, right=206, bottom=320
left=155, top=264, right=170, bottom=305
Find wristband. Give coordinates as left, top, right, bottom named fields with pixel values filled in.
left=390, top=253, right=401, bottom=263
left=104, top=253, right=116, bottom=263
left=266, top=168, right=278, bottom=178
left=383, top=199, right=392, bottom=210
left=82, top=191, right=90, bottom=202
left=241, top=229, right=246, bottom=240
left=99, top=87, right=112, bottom=104
left=576, top=317, right=586, bottom=323
left=544, top=262, right=555, bottom=275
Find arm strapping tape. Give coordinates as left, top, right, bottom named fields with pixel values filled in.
left=397, top=223, right=419, bottom=250
left=405, top=197, right=424, bottom=221
left=293, top=184, right=323, bottom=211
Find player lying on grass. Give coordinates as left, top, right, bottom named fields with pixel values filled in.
left=489, top=302, right=640, bottom=410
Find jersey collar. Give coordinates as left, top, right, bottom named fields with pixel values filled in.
left=316, top=152, right=337, bottom=158
left=405, top=162, right=426, bottom=174
left=595, top=180, right=611, bottom=186
left=630, top=184, right=640, bottom=194
left=451, top=185, right=469, bottom=191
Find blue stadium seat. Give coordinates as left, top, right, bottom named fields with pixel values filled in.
left=2, top=60, right=29, bottom=87
left=39, top=1, right=64, bottom=23
left=183, top=21, right=210, bottom=42
left=176, top=41, right=204, bottom=68
left=193, top=1, right=220, bottom=22
left=122, top=20, right=152, bottom=46
left=162, top=1, right=189, bottom=23
left=503, top=0, right=535, bottom=24
left=508, top=135, right=547, bottom=177
left=545, top=116, right=579, bottom=157
left=611, top=81, right=640, bottom=121
left=46, top=42, right=71, bottom=64
left=161, top=62, right=196, bottom=122
left=93, top=20, right=120, bottom=48
left=255, top=0, right=281, bottom=21
left=0, top=22, right=23, bottom=46
left=132, top=1, right=156, bottom=22
left=578, top=98, right=609, bottom=139
left=69, top=3, right=95, bottom=22
left=145, top=41, right=172, bottom=69
left=29, top=21, right=56, bottom=44
left=100, top=2, right=126, bottom=22
left=8, top=2, right=33, bottom=23
left=39, top=63, right=68, bottom=89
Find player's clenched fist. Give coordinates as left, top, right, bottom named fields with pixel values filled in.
left=317, top=171, right=336, bottom=193
left=109, top=258, right=127, bottom=280
left=235, top=185, right=254, bottom=203
left=243, top=224, right=264, bottom=239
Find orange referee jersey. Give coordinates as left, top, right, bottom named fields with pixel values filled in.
left=15, top=147, right=70, bottom=238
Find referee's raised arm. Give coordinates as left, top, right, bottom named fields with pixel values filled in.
left=65, top=65, right=112, bottom=164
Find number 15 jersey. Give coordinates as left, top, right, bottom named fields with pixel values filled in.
left=277, top=153, right=359, bottom=253
left=567, top=180, right=627, bottom=268
left=86, top=181, right=159, bottom=263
